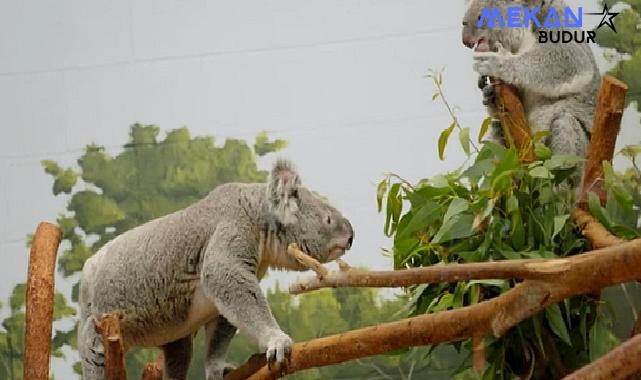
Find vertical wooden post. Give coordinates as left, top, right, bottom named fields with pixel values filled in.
left=141, top=353, right=163, bottom=380
left=95, top=313, right=128, bottom=380
left=578, top=75, right=628, bottom=208
left=494, top=82, right=536, bottom=163
left=23, top=222, right=62, bottom=380
left=141, top=363, right=162, bottom=380
left=472, top=333, right=486, bottom=374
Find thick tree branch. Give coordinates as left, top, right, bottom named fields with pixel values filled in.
left=572, top=208, right=626, bottom=249
left=563, top=333, right=641, bottom=380
left=578, top=75, right=628, bottom=207
left=227, top=239, right=641, bottom=380
left=289, top=245, right=571, bottom=294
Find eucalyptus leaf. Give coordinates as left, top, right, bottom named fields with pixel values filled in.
left=438, top=122, right=456, bottom=160
left=546, top=303, right=572, bottom=346
left=479, top=117, right=493, bottom=143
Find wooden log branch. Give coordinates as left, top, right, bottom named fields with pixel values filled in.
left=572, top=208, right=626, bottom=249
left=472, top=333, right=486, bottom=373
left=227, top=239, right=641, bottom=380
left=289, top=245, right=571, bottom=294
left=578, top=75, right=628, bottom=207
left=563, top=333, right=641, bottom=380
left=224, top=354, right=267, bottom=380
left=95, top=313, right=127, bottom=380
left=23, top=222, right=62, bottom=380
left=494, top=82, right=536, bottom=163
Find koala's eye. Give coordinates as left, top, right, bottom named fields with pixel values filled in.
left=289, top=189, right=299, bottom=198
left=326, top=216, right=332, bottom=225
left=462, top=21, right=468, bottom=26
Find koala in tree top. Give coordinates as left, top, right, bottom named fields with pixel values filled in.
left=78, top=160, right=354, bottom=380
left=462, top=0, right=600, bottom=162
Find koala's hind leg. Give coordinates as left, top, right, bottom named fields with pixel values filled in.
left=204, top=316, right=238, bottom=380
left=162, top=335, right=193, bottom=380
left=547, top=114, right=590, bottom=185
left=78, top=316, right=105, bottom=380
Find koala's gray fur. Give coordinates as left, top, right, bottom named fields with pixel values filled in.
left=462, top=0, right=600, bottom=168
left=78, top=160, right=354, bottom=380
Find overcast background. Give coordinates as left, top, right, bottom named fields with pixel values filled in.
left=1, top=1, right=639, bottom=377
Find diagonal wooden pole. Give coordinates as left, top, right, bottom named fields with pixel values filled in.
left=578, top=75, right=628, bottom=208
left=23, top=222, right=62, bottom=380
left=494, top=81, right=536, bottom=163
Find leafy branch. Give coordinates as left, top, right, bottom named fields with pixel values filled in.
left=426, top=69, right=479, bottom=159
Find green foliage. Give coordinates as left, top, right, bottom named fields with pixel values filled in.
left=597, top=0, right=641, bottom=114
left=0, top=284, right=75, bottom=380
left=254, top=131, right=288, bottom=156
left=37, top=124, right=286, bottom=376
left=378, top=125, right=641, bottom=378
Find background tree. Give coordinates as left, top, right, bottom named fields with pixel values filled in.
left=597, top=0, right=641, bottom=120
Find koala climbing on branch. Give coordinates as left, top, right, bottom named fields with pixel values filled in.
left=78, top=160, right=354, bottom=380
left=462, top=0, right=600, bottom=163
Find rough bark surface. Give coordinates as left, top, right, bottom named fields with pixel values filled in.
left=23, top=222, right=62, bottom=380
left=95, top=313, right=127, bottom=380
left=578, top=75, right=628, bottom=207
left=563, top=333, right=641, bottom=380
left=494, top=82, right=535, bottom=163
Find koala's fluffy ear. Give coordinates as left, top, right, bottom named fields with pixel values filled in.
left=267, top=159, right=301, bottom=225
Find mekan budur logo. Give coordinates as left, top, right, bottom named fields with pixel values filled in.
left=478, top=4, right=619, bottom=44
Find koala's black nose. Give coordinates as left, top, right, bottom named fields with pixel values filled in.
left=344, top=219, right=354, bottom=249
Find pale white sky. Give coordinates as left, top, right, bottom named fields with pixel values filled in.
left=0, top=1, right=638, bottom=378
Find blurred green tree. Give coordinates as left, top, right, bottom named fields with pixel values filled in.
left=597, top=0, right=641, bottom=117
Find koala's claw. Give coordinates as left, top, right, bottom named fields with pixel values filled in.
left=265, top=332, right=293, bottom=370
left=478, top=75, right=489, bottom=90
left=482, top=84, right=495, bottom=106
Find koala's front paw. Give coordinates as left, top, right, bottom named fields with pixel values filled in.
left=473, top=52, right=506, bottom=80
left=478, top=75, right=489, bottom=90
left=265, top=330, right=293, bottom=369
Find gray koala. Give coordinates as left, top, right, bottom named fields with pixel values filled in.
left=462, top=0, right=600, bottom=164
left=78, top=160, right=354, bottom=380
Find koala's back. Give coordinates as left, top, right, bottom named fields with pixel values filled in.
left=80, top=182, right=264, bottom=347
